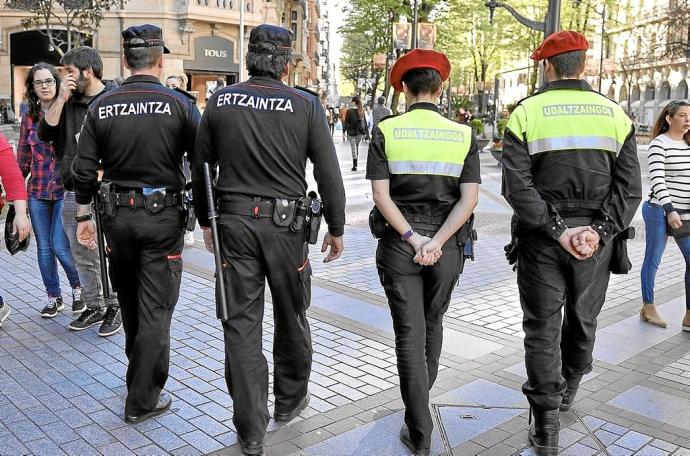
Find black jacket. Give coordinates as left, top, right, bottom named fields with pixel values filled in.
left=192, top=76, right=346, bottom=236
left=72, top=75, right=200, bottom=204
left=37, top=81, right=116, bottom=191
left=501, top=79, right=642, bottom=244
left=344, top=108, right=365, bottom=136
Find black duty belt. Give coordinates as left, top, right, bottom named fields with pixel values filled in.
left=219, top=199, right=273, bottom=218
left=113, top=192, right=182, bottom=208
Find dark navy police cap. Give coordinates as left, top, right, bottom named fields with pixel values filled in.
left=248, top=24, right=293, bottom=56
left=122, top=24, right=170, bottom=54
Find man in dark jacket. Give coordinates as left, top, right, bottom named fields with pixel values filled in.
left=38, top=46, right=121, bottom=337
left=501, top=31, right=642, bottom=455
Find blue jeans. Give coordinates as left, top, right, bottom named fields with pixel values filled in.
left=28, top=197, right=80, bottom=297
left=641, top=201, right=690, bottom=309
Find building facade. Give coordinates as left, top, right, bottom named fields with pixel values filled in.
left=494, top=0, right=688, bottom=128
left=0, top=0, right=322, bottom=115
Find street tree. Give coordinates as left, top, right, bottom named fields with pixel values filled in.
left=339, top=0, right=445, bottom=112
left=5, top=0, right=124, bottom=55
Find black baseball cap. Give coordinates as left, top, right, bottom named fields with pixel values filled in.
left=248, top=24, right=293, bottom=56
left=122, top=24, right=170, bottom=54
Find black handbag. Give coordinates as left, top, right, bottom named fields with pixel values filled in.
left=666, top=212, right=690, bottom=239
left=4, top=205, right=30, bottom=255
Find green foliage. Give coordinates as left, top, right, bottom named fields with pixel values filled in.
left=497, top=118, right=508, bottom=136
left=470, top=118, right=484, bottom=136
left=6, top=0, right=125, bottom=55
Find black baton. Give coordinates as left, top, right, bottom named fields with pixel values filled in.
left=93, top=190, right=110, bottom=299
left=203, top=162, right=229, bottom=322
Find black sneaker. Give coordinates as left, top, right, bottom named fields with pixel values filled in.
left=72, top=287, right=85, bottom=313
left=99, top=306, right=122, bottom=337
left=68, top=308, right=105, bottom=331
left=41, top=297, right=64, bottom=318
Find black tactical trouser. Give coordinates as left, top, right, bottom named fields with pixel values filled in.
left=517, top=225, right=613, bottom=411
left=103, top=207, right=184, bottom=416
left=218, top=214, right=312, bottom=443
left=376, top=231, right=462, bottom=450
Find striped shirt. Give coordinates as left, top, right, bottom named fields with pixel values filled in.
left=648, top=133, right=690, bottom=213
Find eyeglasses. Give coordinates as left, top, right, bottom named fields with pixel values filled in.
left=33, top=79, right=56, bottom=88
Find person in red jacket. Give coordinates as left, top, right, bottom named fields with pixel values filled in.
left=0, top=132, right=31, bottom=327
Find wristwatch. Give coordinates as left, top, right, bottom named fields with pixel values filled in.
left=74, top=213, right=93, bottom=223
left=401, top=229, right=415, bottom=241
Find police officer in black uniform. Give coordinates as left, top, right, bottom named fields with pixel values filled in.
left=192, top=24, right=345, bottom=455
left=367, top=49, right=480, bottom=456
left=72, top=24, right=201, bottom=424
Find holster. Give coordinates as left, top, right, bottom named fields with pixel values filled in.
left=143, top=188, right=166, bottom=215
left=184, top=188, right=196, bottom=232
left=369, top=206, right=388, bottom=239
left=97, top=182, right=116, bottom=218
left=457, top=214, right=477, bottom=275
left=610, top=226, right=635, bottom=275
left=306, top=193, right=322, bottom=244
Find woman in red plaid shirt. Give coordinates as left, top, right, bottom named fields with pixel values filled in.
left=17, top=63, right=82, bottom=318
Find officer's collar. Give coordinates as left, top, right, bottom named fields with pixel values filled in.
left=122, top=74, right=163, bottom=85
left=247, top=75, right=284, bottom=85
left=408, top=102, right=440, bottom=113
left=538, top=79, right=592, bottom=93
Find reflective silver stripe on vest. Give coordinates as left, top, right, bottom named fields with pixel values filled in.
left=388, top=160, right=463, bottom=176
left=527, top=136, right=622, bottom=155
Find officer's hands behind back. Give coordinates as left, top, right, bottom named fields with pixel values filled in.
left=560, top=226, right=600, bottom=260
left=409, top=234, right=442, bottom=266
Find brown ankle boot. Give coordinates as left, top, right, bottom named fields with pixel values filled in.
left=640, top=304, right=667, bottom=328
left=683, top=310, right=690, bottom=332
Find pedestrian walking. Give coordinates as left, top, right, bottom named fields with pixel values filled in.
left=372, top=96, right=392, bottom=132
left=72, top=24, right=200, bottom=424
left=17, top=63, right=82, bottom=318
left=339, top=103, right=348, bottom=141
left=0, top=132, right=31, bottom=328
left=366, top=49, right=480, bottom=456
left=501, top=31, right=642, bottom=455
left=639, top=100, right=690, bottom=329
left=37, top=46, right=122, bottom=336
left=344, top=96, right=367, bottom=171
left=192, top=24, right=345, bottom=456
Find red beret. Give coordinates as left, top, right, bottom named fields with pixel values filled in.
left=390, top=48, right=451, bottom=92
left=530, top=30, right=589, bottom=61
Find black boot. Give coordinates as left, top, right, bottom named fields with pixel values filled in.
left=528, top=408, right=560, bottom=455
left=351, top=158, right=358, bottom=171
left=560, top=374, right=583, bottom=412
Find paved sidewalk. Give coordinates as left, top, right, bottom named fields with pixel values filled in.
left=1, top=143, right=690, bottom=455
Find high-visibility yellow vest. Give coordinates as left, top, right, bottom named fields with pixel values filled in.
left=378, top=108, right=473, bottom=177
left=506, top=89, right=631, bottom=156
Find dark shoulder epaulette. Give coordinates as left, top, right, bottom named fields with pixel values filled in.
left=173, top=87, right=197, bottom=104
left=294, top=85, right=319, bottom=97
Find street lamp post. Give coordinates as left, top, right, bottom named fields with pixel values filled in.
left=484, top=0, right=561, bottom=126
left=485, top=0, right=562, bottom=37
